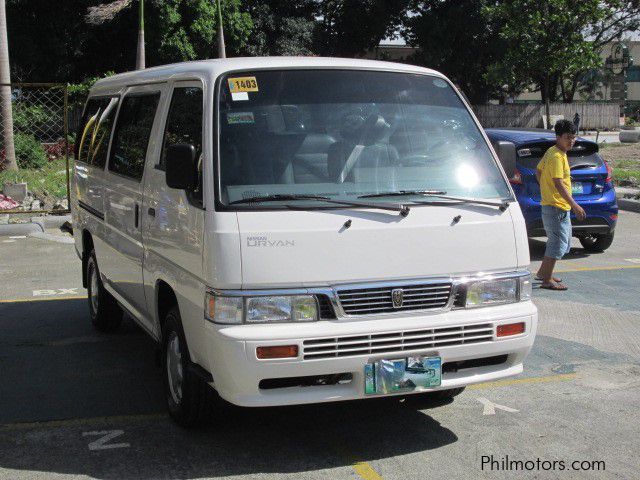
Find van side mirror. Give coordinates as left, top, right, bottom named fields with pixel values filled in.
left=493, top=141, right=517, bottom=179
left=165, top=144, right=196, bottom=190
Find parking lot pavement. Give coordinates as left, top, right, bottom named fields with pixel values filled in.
left=1, top=212, right=639, bottom=479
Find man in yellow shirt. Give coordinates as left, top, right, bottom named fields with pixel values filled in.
left=535, top=120, right=586, bottom=291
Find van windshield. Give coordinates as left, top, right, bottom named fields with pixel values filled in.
left=217, top=69, right=511, bottom=208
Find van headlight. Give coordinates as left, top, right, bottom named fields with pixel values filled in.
left=464, top=274, right=531, bottom=308
left=205, top=292, right=318, bottom=324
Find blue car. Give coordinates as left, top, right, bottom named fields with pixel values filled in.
left=485, top=128, right=618, bottom=252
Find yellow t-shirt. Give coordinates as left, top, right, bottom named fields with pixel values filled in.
left=537, top=145, right=571, bottom=211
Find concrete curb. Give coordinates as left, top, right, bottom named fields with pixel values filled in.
left=0, top=214, right=71, bottom=237
left=618, top=197, right=640, bottom=214
left=0, top=222, right=44, bottom=236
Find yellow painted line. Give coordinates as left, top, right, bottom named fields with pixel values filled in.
left=1, top=413, right=167, bottom=431
left=0, top=295, right=85, bottom=304
left=554, top=264, right=640, bottom=273
left=468, top=373, right=577, bottom=390
left=353, top=461, right=384, bottom=480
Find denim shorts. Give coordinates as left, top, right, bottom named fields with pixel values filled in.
left=542, top=205, right=572, bottom=260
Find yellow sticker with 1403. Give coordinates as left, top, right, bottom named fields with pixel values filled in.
left=228, top=77, right=259, bottom=93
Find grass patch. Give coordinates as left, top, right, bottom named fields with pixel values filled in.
left=0, top=158, right=70, bottom=199
left=614, top=169, right=640, bottom=185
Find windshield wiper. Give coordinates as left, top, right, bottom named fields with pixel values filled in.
left=229, top=194, right=410, bottom=216
left=412, top=194, right=511, bottom=211
left=358, top=190, right=510, bottom=211
left=229, top=194, right=330, bottom=205
left=359, top=190, right=447, bottom=199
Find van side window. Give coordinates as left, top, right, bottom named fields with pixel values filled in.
left=91, top=98, right=119, bottom=168
left=109, top=93, right=160, bottom=181
left=160, top=86, right=204, bottom=205
left=76, top=98, right=110, bottom=164
left=160, top=87, right=203, bottom=170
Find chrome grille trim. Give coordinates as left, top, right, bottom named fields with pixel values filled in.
left=302, top=323, right=494, bottom=360
left=337, top=281, right=452, bottom=315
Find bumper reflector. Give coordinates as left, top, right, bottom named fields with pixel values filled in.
left=257, top=345, right=299, bottom=359
left=497, top=322, right=525, bottom=337
left=610, top=214, right=618, bottom=221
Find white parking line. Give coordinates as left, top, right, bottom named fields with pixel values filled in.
left=624, top=258, right=640, bottom=264
left=82, top=430, right=130, bottom=451
left=33, top=288, right=79, bottom=297
left=477, top=397, right=519, bottom=416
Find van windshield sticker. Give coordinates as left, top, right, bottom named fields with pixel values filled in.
left=231, top=92, right=249, bottom=101
left=228, top=76, right=259, bottom=93
left=227, top=112, right=255, bottom=125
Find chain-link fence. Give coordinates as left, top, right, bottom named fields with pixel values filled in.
left=0, top=83, right=70, bottom=214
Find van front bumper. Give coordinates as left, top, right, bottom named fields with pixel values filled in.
left=203, top=301, right=537, bottom=407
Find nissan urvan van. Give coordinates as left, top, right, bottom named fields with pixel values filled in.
left=72, top=57, right=537, bottom=426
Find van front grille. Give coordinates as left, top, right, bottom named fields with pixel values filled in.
left=302, top=323, right=493, bottom=360
left=337, top=282, right=452, bottom=315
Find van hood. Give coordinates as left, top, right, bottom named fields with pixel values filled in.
left=235, top=204, right=523, bottom=288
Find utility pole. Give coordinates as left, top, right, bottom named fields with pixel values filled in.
left=217, top=0, right=226, bottom=58
left=136, top=0, right=145, bottom=69
left=0, top=0, right=16, bottom=171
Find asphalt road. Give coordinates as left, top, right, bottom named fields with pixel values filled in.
left=1, top=212, right=639, bottom=480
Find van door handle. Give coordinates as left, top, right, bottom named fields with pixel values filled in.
left=134, top=203, right=139, bottom=228
left=148, top=207, right=156, bottom=217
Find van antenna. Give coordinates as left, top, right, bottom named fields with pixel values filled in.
left=216, top=0, right=226, bottom=58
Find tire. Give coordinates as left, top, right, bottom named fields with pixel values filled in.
left=162, top=306, right=214, bottom=427
left=579, top=232, right=614, bottom=252
left=86, top=249, right=122, bottom=332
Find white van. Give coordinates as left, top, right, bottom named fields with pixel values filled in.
left=72, top=57, right=537, bottom=426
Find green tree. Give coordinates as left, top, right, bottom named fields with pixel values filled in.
left=562, top=0, right=640, bottom=102
left=313, top=0, right=411, bottom=57
left=148, top=0, right=252, bottom=62
left=241, top=0, right=315, bottom=56
left=485, top=0, right=604, bottom=126
left=402, top=0, right=507, bottom=104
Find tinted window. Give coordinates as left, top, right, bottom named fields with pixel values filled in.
left=109, top=93, right=160, bottom=181
left=161, top=86, right=204, bottom=204
left=75, top=98, right=112, bottom=166
left=160, top=87, right=203, bottom=169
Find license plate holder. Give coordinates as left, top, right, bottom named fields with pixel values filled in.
left=364, top=356, right=441, bottom=395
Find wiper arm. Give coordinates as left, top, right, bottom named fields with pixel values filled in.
left=357, top=190, right=509, bottom=211
left=359, top=190, right=447, bottom=199
left=229, top=194, right=331, bottom=205
left=229, top=194, right=410, bottom=216
left=413, top=194, right=511, bottom=211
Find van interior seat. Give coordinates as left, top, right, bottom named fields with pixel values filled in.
left=327, top=114, right=400, bottom=183
left=220, top=130, right=337, bottom=187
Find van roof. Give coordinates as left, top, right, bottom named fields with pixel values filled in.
left=91, top=56, right=444, bottom=93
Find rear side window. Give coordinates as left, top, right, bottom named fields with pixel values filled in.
left=109, top=93, right=160, bottom=181
left=77, top=97, right=118, bottom=167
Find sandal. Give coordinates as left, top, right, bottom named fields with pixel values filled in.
left=535, top=275, right=562, bottom=283
left=540, top=282, right=568, bottom=291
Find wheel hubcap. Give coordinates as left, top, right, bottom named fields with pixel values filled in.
left=166, top=332, right=184, bottom=404
left=89, top=265, right=99, bottom=313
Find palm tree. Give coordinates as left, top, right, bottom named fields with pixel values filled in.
left=0, top=0, right=16, bottom=171
left=86, top=0, right=145, bottom=70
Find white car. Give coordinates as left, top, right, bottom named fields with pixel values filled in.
left=72, top=57, right=537, bottom=426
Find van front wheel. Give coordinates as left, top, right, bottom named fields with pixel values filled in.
left=86, top=250, right=122, bottom=332
left=162, top=307, right=214, bottom=427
